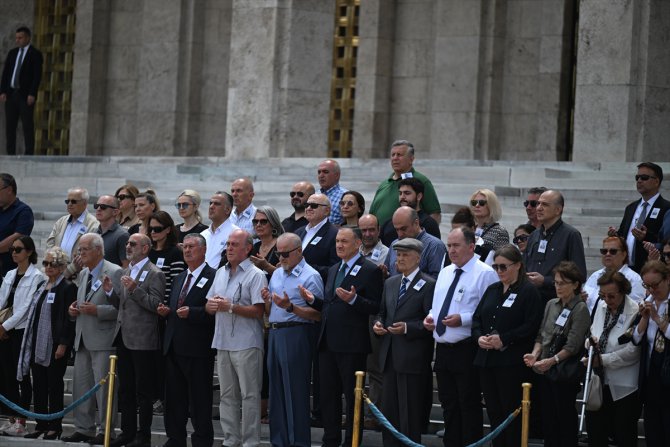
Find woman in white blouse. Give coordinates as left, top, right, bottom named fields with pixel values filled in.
left=585, top=271, right=641, bottom=447
left=634, top=260, right=670, bottom=447
left=0, top=236, right=46, bottom=436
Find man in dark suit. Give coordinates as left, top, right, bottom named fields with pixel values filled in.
left=302, top=226, right=383, bottom=446
left=156, top=233, right=215, bottom=447
left=109, top=233, right=166, bottom=447
left=610, top=162, right=670, bottom=272
left=0, top=27, right=43, bottom=155
left=373, top=238, right=436, bottom=446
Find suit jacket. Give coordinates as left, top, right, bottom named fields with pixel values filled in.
left=163, top=264, right=216, bottom=357
left=617, top=195, right=670, bottom=271
left=295, top=220, right=339, bottom=283
left=0, top=45, right=43, bottom=97
left=376, top=272, right=436, bottom=374
left=109, top=260, right=166, bottom=350
left=312, top=256, right=383, bottom=353
left=46, top=212, right=100, bottom=277
left=37, top=279, right=78, bottom=348
left=73, top=261, right=123, bottom=351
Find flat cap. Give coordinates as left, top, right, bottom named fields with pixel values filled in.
left=392, top=238, right=424, bottom=254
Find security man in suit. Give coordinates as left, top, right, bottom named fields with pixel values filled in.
left=108, top=233, right=166, bottom=447
left=63, top=233, right=122, bottom=445
left=302, top=226, right=383, bottom=447
left=157, top=233, right=216, bottom=447
left=373, top=238, right=436, bottom=446
left=0, top=26, right=43, bottom=155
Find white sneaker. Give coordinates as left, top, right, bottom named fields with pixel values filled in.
left=4, top=421, right=26, bottom=437
left=0, top=419, right=14, bottom=432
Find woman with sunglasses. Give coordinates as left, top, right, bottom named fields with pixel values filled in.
left=473, top=244, right=543, bottom=446
left=20, top=247, right=77, bottom=440
left=584, top=236, right=645, bottom=312
left=128, top=190, right=161, bottom=236
left=633, top=260, right=670, bottom=447
left=339, top=191, right=365, bottom=227
left=174, top=189, right=208, bottom=243
left=469, top=189, right=510, bottom=255
left=585, top=271, right=641, bottom=447
left=148, top=211, right=185, bottom=302
left=513, top=224, right=535, bottom=254
left=115, top=184, right=140, bottom=230
left=0, top=236, right=46, bottom=437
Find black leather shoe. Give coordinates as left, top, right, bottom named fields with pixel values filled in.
left=89, top=433, right=112, bottom=445
left=109, top=433, right=135, bottom=447
left=61, top=432, right=93, bottom=443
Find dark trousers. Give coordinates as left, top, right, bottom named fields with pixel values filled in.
left=0, top=329, right=32, bottom=414
left=31, top=349, right=69, bottom=431
left=479, top=365, right=528, bottom=447
left=163, top=349, right=214, bottom=447
left=642, top=365, right=670, bottom=447
left=538, top=375, right=580, bottom=447
left=586, top=386, right=639, bottom=447
left=319, top=349, right=367, bottom=447
left=309, top=321, right=321, bottom=419
left=116, top=337, right=156, bottom=437
left=4, top=89, right=35, bottom=155
left=434, top=340, right=482, bottom=447
left=381, top=351, right=426, bottom=447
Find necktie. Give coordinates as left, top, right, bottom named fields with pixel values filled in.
left=435, top=268, right=464, bottom=336
left=398, top=277, right=409, bottom=301
left=636, top=201, right=649, bottom=229
left=12, top=48, right=24, bottom=88
left=333, top=262, right=347, bottom=293
left=86, top=273, right=93, bottom=294
left=177, top=273, right=193, bottom=308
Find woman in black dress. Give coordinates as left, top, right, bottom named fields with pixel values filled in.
left=174, top=189, right=208, bottom=243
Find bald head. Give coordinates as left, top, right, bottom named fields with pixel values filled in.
left=231, top=178, right=255, bottom=212
left=392, top=206, right=421, bottom=239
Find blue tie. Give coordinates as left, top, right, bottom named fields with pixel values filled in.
left=435, top=268, right=464, bottom=336
left=398, top=277, right=409, bottom=300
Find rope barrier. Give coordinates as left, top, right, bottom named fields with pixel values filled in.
left=0, top=373, right=109, bottom=421
left=364, top=394, right=520, bottom=447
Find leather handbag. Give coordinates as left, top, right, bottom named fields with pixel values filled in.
left=0, top=306, right=12, bottom=325
left=585, top=369, right=603, bottom=411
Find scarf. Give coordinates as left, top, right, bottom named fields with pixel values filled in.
left=597, top=300, right=625, bottom=354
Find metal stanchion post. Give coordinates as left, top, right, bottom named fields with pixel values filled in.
left=104, top=355, right=118, bottom=447
left=520, top=382, right=532, bottom=447
left=352, top=371, right=366, bottom=447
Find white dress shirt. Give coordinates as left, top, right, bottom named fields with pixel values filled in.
left=301, top=217, right=328, bottom=250
left=201, top=219, right=240, bottom=268
left=231, top=203, right=257, bottom=234
left=584, top=265, right=646, bottom=311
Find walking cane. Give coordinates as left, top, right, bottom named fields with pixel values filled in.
left=578, top=344, right=595, bottom=434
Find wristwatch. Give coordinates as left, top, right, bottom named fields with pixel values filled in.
left=228, top=304, right=234, bottom=314
left=554, top=355, right=560, bottom=364
left=286, top=303, right=294, bottom=313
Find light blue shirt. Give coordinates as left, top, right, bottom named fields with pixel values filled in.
left=385, top=230, right=447, bottom=279
left=61, top=212, right=88, bottom=257
left=268, top=258, right=324, bottom=324
left=321, top=183, right=347, bottom=224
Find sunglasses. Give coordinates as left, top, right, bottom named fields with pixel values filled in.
left=252, top=218, right=269, bottom=226
left=306, top=203, right=327, bottom=209
left=9, top=246, right=25, bottom=254
left=599, top=248, right=621, bottom=256
left=64, top=199, right=80, bottom=205
left=42, top=260, right=62, bottom=268
left=126, top=241, right=138, bottom=247
left=339, top=200, right=356, bottom=207
left=635, top=174, right=657, bottom=181
left=512, top=235, right=530, bottom=244
left=276, top=247, right=300, bottom=258
left=94, top=203, right=117, bottom=210
left=116, top=194, right=134, bottom=201
left=289, top=191, right=305, bottom=198
left=470, top=199, right=487, bottom=207
left=491, top=262, right=517, bottom=272
left=174, top=202, right=192, bottom=210
left=149, top=225, right=166, bottom=233
left=523, top=200, right=538, bottom=208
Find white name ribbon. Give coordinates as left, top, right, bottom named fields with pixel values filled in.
left=196, top=277, right=208, bottom=288
left=455, top=288, right=465, bottom=302
left=292, top=265, right=303, bottom=277
left=310, top=236, right=322, bottom=245
left=400, top=172, right=414, bottom=179
left=413, top=279, right=426, bottom=291
left=371, top=248, right=381, bottom=261
left=139, top=271, right=148, bottom=282
left=46, top=292, right=56, bottom=303
left=616, top=314, right=626, bottom=328
left=78, top=226, right=87, bottom=235
left=91, top=279, right=102, bottom=292
left=156, top=258, right=165, bottom=268
left=555, top=308, right=571, bottom=327
left=538, top=240, right=548, bottom=254
left=650, top=207, right=660, bottom=219
left=502, top=293, right=517, bottom=308
left=349, top=265, right=361, bottom=277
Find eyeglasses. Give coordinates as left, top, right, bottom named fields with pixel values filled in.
left=599, top=248, right=621, bottom=256
left=94, top=203, right=117, bottom=210
left=42, top=260, right=62, bottom=268
left=523, top=200, right=538, bottom=208
left=252, top=218, right=269, bottom=226
left=276, top=247, right=300, bottom=258
left=491, top=262, right=517, bottom=272
left=306, top=203, right=327, bottom=209
left=116, top=194, right=134, bottom=201
left=9, top=246, right=24, bottom=254
left=149, top=225, right=166, bottom=233
left=78, top=246, right=92, bottom=252
left=512, top=234, right=529, bottom=244
left=642, top=280, right=664, bottom=290
left=554, top=280, right=574, bottom=287
left=126, top=241, right=138, bottom=247
left=470, top=199, right=487, bottom=207
left=635, top=174, right=657, bottom=181
left=598, top=292, right=620, bottom=300
left=339, top=200, right=355, bottom=207
left=174, top=202, right=192, bottom=209
left=289, top=191, right=305, bottom=198
left=64, top=199, right=80, bottom=205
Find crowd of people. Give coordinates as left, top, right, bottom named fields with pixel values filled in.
left=0, top=145, right=669, bottom=447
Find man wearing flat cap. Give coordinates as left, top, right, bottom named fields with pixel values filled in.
left=374, top=238, right=436, bottom=446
